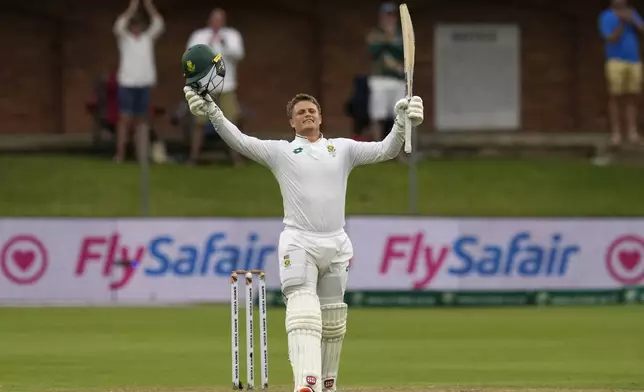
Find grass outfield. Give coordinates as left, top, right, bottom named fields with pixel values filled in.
left=0, top=306, right=642, bottom=392
left=1, top=154, right=644, bottom=217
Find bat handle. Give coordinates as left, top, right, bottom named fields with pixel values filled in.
left=404, top=116, right=412, bottom=154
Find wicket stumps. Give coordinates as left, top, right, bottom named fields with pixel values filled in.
left=231, top=269, right=268, bottom=390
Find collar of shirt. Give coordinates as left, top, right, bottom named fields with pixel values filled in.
left=292, top=134, right=328, bottom=159
left=293, top=133, right=324, bottom=144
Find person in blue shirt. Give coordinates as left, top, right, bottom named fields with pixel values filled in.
left=599, top=0, right=644, bottom=145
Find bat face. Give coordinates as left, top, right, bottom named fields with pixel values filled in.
left=399, top=4, right=415, bottom=99
left=399, top=3, right=416, bottom=154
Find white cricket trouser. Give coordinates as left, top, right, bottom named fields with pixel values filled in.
left=368, top=75, right=406, bottom=121
left=277, top=228, right=352, bottom=304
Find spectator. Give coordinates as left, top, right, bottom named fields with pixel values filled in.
left=185, top=8, right=244, bottom=166
left=599, top=0, right=644, bottom=145
left=87, top=68, right=168, bottom=163
left=345, top=74, right=372, bottom=141
left=366, top=2, right=405, bottom=142
left=113, top=0, right=165, bottom=163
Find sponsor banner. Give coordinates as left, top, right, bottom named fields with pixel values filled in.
left=2, top=217, right=644, bottom=305
left=346, top=218, right=644, bottom=291
left=0, top=219, right=283, bottom=304
left=267, top=288, right=644, bottom=308
left=0, top=220, right=115, bottom=303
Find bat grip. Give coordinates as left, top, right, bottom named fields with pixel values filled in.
left=404, top=117, right=412, bottom=154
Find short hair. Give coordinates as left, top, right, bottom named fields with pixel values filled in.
left=286, top=93, right=322, bottom=119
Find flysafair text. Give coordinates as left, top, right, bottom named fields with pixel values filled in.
left=381, top=231, right=581, bottom=289
left=75, top=232, right=275, bottom=289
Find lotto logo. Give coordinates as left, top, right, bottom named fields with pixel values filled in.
left=324, top=379, right=335, bottom=389
left=306, top=376, right=317, bottom=385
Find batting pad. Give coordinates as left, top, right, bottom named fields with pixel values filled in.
left=286, top=290, right=322, bottom=390
left=321, top=303, right=348, bottom=391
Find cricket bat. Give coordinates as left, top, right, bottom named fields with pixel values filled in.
left=399, top=3, right=415, bottom=154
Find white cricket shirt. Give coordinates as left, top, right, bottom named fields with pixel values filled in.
left=211, top=116, right=405, bottom=233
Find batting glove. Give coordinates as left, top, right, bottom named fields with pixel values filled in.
left=394, top=96, right=424, bottom=128
left=183, top=86, right=223, bottom=121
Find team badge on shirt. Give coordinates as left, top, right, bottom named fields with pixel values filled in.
left=326, top=144, right=336, bottom=157
left=283, top=255, right=291, bottom=267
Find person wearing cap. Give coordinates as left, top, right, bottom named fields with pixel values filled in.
left=366, top=2, right=406, bottom=142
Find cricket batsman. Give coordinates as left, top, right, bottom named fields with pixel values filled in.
left=181, top=44, right=424, bottom=392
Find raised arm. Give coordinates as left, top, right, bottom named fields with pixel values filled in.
left=211, top=115, right=283, bottom=167
left=142, top=0, right=165, bottom=39
left=348, top=96, right=424, bottom=167
left=113, top=0, right=139, bottom=37
left=183, top=87, right=282, bottom=167
left=347, top=120, right=405, bottom=167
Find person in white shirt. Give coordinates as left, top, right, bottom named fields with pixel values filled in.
left=185, top=8, right=244, bottom=166
left=180, top=44, right=423, bottom=392
left=112, top=0, right=164, bottom=163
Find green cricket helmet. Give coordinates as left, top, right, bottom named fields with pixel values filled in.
left=181, top=44, right=226, bottom=97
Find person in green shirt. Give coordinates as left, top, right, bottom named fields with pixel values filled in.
left=366, top=2, right=406, bottom=141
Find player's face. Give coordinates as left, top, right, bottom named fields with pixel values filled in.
left=290, top=100, right=322, bottom=133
